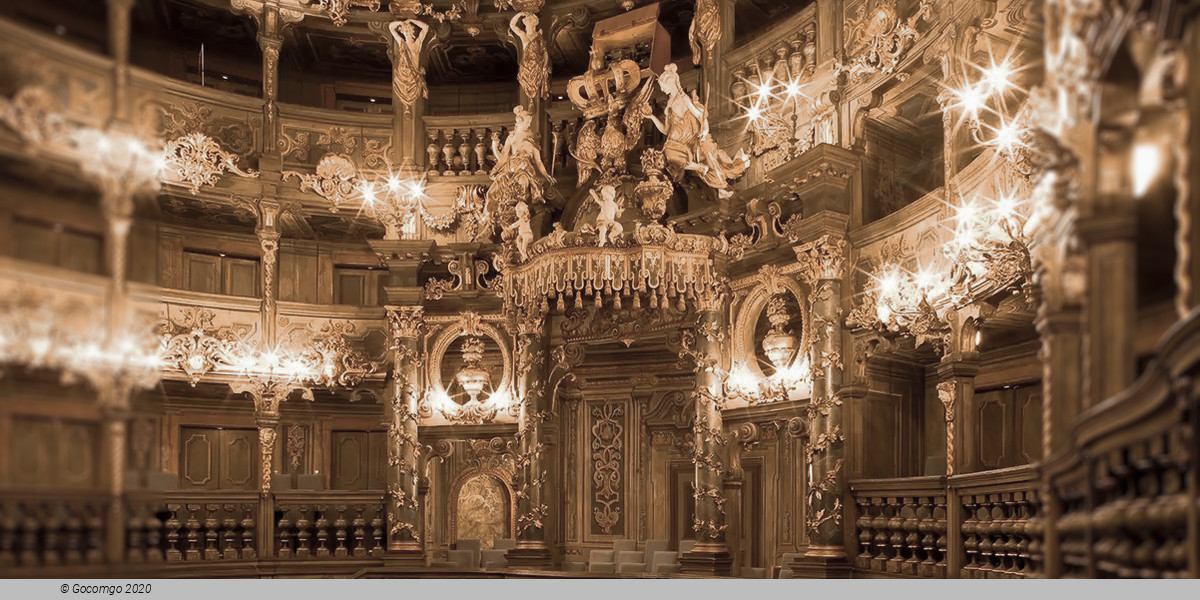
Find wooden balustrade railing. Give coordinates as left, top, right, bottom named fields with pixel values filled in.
left=849, top=465, right=1039, bottom=578
left=0, top=490, right=109, bottom=570
left=124, top=492, right=259, bottom=563
left=273, top=493, right=386, bottom=560
left=850, top=477, right=948, bottom=577
left=1041, top=311, right=1200, bottom=579
left=0, top=490, right=390, bottom=575
left=952, top=466, right=1039, bottom=579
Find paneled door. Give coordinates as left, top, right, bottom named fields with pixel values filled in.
left=179, top=427, right=258, bottom=490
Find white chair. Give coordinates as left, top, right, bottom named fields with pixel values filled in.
left=741, top=567, right=767, bottom=578
left=493, top=538, right=516, bottom=550
left=678, top=539, right=696, bottom=555
left=563, top=560, right=588, bottom=572
left=480, top=549, right=507, bottom=569
left=455, top=539, right=482, bottom=568
left=651, top=550, right=680, bottom=574
left=444, top=549, right=474, bottom=569
left=587, top=549, right=616, bottom=573
left=613, top=539, right=637, bottom=553
left=776, top=552, right=801, bottom=578
left=642, top=540, right=668, bottom=570
left=616, top=550, right=645, bottom=573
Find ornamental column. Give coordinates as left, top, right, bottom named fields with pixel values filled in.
left=680, top=281, right=733, bottom=575
left=100, top=384, right=131, bottom=564
left=254, top=200, right=282, bottom=342
left=256, top=7, right=285, bottom=157
left=506, top=301, right=554, bottom=568
left=379, top=11, right=433, bottom=171
left=106, top=0, right=135, bottom=123
left=792, top=235, right=851, bottom=578
left=384, top=306, right=424, bottom=562
left=369, top=238, right=433, bottom=565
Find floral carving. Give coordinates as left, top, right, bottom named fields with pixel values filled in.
left=164, top=133, right=258, bottom=195
left=591, top=402, right=625, bottom=534
left=282, top=153, right=361, bottom=212
left=838, top=0, right=933, bottom=80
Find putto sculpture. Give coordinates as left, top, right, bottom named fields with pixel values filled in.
left=589, top=185, right=624, bottom=248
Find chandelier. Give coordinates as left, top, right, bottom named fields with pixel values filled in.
left=848, top=51, right=1035, bottom=342
left=73, top=123, right=166, bottom=203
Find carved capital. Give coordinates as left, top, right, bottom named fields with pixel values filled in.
left=793, top=235, right=846, bottom=284
left=387, top=306, right=426, bottom=340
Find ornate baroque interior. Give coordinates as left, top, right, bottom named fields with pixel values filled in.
left=0, top=0, right=1197, bottom=580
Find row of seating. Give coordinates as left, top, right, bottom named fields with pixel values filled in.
left=563, top=539, right=694, bottom=574
left=435, top=539, right=801, bottom=578
left=434, top=538, right=515, bottom=570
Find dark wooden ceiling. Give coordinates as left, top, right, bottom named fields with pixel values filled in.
left=5, top=0, right=814, bottom=89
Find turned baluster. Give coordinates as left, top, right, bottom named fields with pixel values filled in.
left=902, top=498, right=922, bottom=574
left=334, top=505, right=348, bottom=558
left=961, top=499, right=980, bottom=576
left=276, top=508, right=293, bottom=559
left=184, top=504, right=202, bottom=561
left=917, top=500, right=936, bottom=576
left=934, top=498, right=948, bottom=577
left=145, top=507, right=163, bottom=562
left=165, top=504, right=182, bottom=562
left=870, top=502, right=891, bottom=571
left=295, top=506, right=312, bottom=558
left=221, top=505, right=238, bottom=560
left=426, top=130, right=440, bottom=172
left=18, top=505, right=39, bottom=567
left=473, top=129, right=487, bottom=174
left=63, top=502, right=83, bottom=565
left=314, top=505, right=330, bottom=557
left=126, top=504, right=145, bottom=563
left=370, top=512, right=384, bottom=556
left=887, top=501, right=905, bottom=573
left=855, top=499, right=873, bottom=568
left=203, top=504, right=220, bottom=560
left=84, top=502, right=104, bottom=565
left=240, top=504, right=256, bottom=560
left=441, top=131, right=455, bottom=176
left=979, top=501, right=999, bottom=576
left=456, top=130, right=470, bottom=174
left=41, top=501, right=62, bottom=566
left=352, top=506, right=367, bottom=558
left=0, top=501, right=17, bottom=568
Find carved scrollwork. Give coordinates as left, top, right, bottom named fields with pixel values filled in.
left=591, top=401, right=625, bottom=534
left=164, top=133, right=259, bottom=195
left=282, top=153, right=361, bottom=212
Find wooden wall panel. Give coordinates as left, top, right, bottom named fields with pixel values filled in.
left=8, top=416, right=98, bottom=488
left=330, top=430, right=385, bottom=491
left=179, top=427, right=256, bottom=490
left=220, top=429, right=257, bottom=489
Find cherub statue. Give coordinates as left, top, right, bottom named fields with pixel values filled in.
left=509, top=201, right=534, bottom=261
left=488, top=105, right=556, bottom=213
left=388, top=19, right=431, bottom=115
left=589, top=185, right=624, bottom=247
left=510, top=12, right=550, bottom=103
left=645, top=64, right=749, bottom=197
